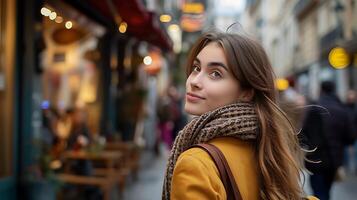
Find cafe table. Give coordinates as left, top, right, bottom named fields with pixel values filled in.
left=62, top=150, right=123, bottom=173
left=58, top=150, right=124, bottom=200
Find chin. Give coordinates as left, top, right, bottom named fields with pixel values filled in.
left=184, top=103, right=205, bottom=116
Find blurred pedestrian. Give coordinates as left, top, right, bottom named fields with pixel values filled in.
left=156, top=95, right=174, bottom=152
left=64, top=107, right=100, bottom=200
left=302, top=81, right=355, bottom=200
left=41, top=107, right=59, bottom=148
left=346, top=90, right=357, bottom=132
left=65, top=107, right=93, bottom=173
left=345, top=90, right=357, bottom=173
left=66, top=107, right=92, bottom=150
left=167, top=85, right=187, bottom=140
left=163, top=31, right=317, bottom=200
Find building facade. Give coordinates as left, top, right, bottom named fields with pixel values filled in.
left=242, top=0, right=357, bottom=101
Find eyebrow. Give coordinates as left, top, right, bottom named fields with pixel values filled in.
left=194, top=58, right=228, bottom=71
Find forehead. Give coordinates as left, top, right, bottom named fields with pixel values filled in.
left=196, top=42, right=227, bottom=64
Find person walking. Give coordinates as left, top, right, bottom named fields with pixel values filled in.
left=302, top=81, right=355, bottom=200
left=345, top=90, right=357, bottom=173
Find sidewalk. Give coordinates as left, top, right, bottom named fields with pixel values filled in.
left=122, top=148, right=168, bottom=200
left=331, top=174, right=357, bottom=200
left=302, top=170, right=357, bottom=200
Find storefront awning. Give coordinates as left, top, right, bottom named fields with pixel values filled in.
left=64, top=0, right=173, bottom=51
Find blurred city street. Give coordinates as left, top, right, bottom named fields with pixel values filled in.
left=1, top=0, right=357, bottom=199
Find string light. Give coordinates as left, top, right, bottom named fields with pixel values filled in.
left=119, top=22, right=127, bottom=33
left=49, top=12, right=57, bottom=20
left=65, top=21, right=73, bottom=29
left=55, top=16, right=63, bottom=23
left=40, top=7, right=51, bottom=16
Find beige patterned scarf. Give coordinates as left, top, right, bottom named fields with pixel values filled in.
left=162, top=102, right=259, bottom=199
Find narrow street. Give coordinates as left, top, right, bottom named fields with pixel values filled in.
left=302, top=169, right=357, bottom=200
left=123, top=149, right=169, bottom=200
left=331, top=175, right=357, bottom=199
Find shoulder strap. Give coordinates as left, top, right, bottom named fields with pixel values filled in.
left=192, top=143, right=242, bottom=200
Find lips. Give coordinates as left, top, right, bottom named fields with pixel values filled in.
left=186, top=92, right=205, bottom=102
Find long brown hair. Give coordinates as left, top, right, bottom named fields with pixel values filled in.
left=186, top=32, right=305, bottom=199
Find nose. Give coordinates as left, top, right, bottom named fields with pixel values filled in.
left=189, top=73, right=203, bottom=90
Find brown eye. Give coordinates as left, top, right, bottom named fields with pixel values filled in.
left=210, top=71, right=222, bottom=79
left=192, top=65, right=201, bottom=72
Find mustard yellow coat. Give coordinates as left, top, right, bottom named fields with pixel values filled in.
left=170, top=137, right=319, bottom=200
left=171, top=137, right=259, bottom=200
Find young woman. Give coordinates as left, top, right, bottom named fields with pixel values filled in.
left=162, top=32, right=316, bottom=200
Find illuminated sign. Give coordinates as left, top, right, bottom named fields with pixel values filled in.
left=182, top=3, right=204, bottom=14
left=276, top=78, right=289, bottom=91
left=328, top=47, right=350, bottom=69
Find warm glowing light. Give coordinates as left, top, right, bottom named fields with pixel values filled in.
left=50, top=160, right=62, bottom=169
left=144, top=51, right=162, bottom=75
left=40, top=7, right=51, bottom=16
left=160, top=14, right=172, bottom=23
left=119, top=22, right=127, bottom=33
left=168, top=24, right=180, bottom=32
left=55, top=16, right=63, bottom=23
left=180, top=14, right=205, bottom=32
left=49, top=12, right=57, bottom=20
left=65, top=21, right=73, bottom=29
left=168, top=23, right=182, bottom=53
left=276, top=78, right=289, bottom=91
left=143, top=56, right=153, bottom=65
left=328, top=47, right=350, bottom=69
left=183, top=3, right=204, bottom=14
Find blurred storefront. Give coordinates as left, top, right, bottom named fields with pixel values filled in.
left=294, top=0, right=357, bottom=101
left=40, top=2, right=105, bottom=139
left=0, top=0, right=172, bottom=199
left=0, top=0, right=17, bottom=199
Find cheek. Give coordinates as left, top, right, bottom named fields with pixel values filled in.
left=206, top=81, right=240, bottom=103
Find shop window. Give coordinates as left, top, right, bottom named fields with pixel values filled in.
left=39, top=3, right=104, bottom=152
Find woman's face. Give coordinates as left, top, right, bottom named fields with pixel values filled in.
left=185, top=42, right=242, bottom=115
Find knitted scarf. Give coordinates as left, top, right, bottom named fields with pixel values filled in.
left=162, top=102, right=259, bottom=199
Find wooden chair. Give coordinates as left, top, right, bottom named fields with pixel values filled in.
left=56, top=173, right=118, bottom=200
left=105, top=141, right=141, bottom=180
left=57, top=150, right=124, bottom=199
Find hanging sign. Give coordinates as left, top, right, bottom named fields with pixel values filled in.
left=328, top=47, right=350, bottom=69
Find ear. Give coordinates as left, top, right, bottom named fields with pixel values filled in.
left=240, top=89, right=255, bottom=101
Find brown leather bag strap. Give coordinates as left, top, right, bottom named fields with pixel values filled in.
left=192, top=143, right=242, bottom=200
